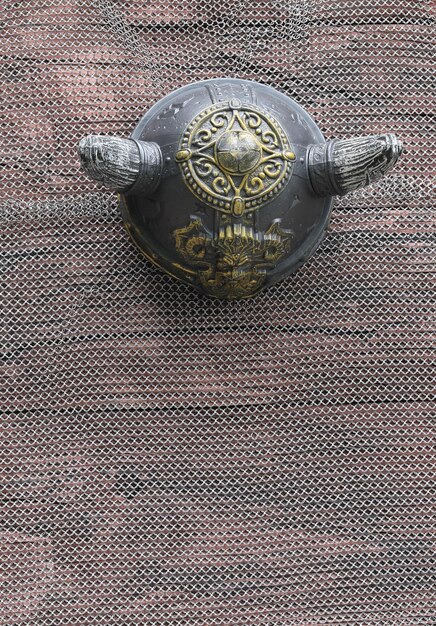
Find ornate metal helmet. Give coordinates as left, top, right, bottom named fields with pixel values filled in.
left=78, top=79, right=402, bottom=300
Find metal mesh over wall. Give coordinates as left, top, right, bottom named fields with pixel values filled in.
left=1, top=1, right=435, bottom=624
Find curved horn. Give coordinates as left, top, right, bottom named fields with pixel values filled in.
left=78, top=135, right=163, bottom=195
left=307, top=133, right=403, bottom=197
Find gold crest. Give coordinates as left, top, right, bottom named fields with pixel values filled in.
left=173, top=217, right=293, bottom=300
left=176, top=99, right=295, bottom=218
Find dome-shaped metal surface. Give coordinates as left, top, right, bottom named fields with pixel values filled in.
left=122, top=79, right=333, bottom=299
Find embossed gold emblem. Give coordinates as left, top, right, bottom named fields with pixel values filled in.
left=176, top=99, right=296, bottom=217
left=173, top=216, right=293, bottom=300
left=172, top=99, right=297, bottom=299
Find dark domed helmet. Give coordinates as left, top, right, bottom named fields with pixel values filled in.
left=78, top=79, right=403, bottom=300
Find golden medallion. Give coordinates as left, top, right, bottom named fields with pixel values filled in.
left=176, top=99, right=296, bottom=217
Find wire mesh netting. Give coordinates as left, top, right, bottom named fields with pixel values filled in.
left=1, top=1, right=435, bottom=624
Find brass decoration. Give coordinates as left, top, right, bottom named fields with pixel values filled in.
left=173, top=216, right=293, bottom=300
left=173, top=98, right=296, bottom=298
left=173, top=218, right=211, bottom=264
left=176, top=99, right=296, bottom=218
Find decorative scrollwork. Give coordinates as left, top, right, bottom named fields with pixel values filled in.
left=173, top=216, right=293, bottom=300
left=176, top=100, right=296, bottom=217
left=173, top=218, right=211, bottom=264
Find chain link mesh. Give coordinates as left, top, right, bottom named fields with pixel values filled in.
left=1, top=1, right=435, bottom=624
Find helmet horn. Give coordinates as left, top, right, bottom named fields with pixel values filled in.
left=78, top=135, right=163, bottom=195
left=307, top=133, right=403, bottom=197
